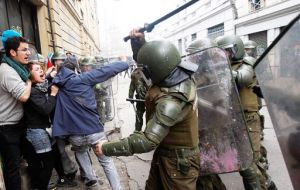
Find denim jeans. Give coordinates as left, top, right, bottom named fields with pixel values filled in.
left=69, top=132, right=122, bottom=190
left=26, top=128, right=52, bottom=153
left=0, top=124, right=23, bottom=190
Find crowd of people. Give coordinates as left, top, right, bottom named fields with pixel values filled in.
left=0, top=26, right=278, bottom=190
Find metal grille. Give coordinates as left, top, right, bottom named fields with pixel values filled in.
left=249, top=30, right=267, bottom=57
left=249, top=0, right=264, bottom=12
left=207, top=23, right=224, bottom=40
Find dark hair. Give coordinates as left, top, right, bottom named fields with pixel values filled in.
left=0, top=47, right=4, bottom=62
left=5, top=36, right=28, bottom=57
left=26, top=62, right=36, bottom=71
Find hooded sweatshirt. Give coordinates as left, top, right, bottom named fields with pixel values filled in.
left=52, top=61, right=128, bottom=137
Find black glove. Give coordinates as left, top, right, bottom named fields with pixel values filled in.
left=253, top=85, right=264, bottom=98
left=131, top=38, right=146, bottom=62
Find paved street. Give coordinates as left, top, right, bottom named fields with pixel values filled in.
left=56, top=73, right=293, bottom=190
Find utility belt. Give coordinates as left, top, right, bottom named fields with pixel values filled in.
left=158, top=146, right=199, bottom=158
left=158, top=146, right=199, bottom=175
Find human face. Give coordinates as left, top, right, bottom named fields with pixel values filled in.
left=81, top=65, right=93, bottom=72
left=10, top=42, right=31, bottom=64
left=30, top=64, right=46, bottom=84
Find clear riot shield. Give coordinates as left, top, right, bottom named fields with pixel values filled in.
left=104, top=80, right=115, bottom=121
left=185, top=47, right=253, bottom=175
left=28, top=44, right=39, bottom=62
left=254, top=14, right=300, bottom=189
left=94, top=61, right=116, bottom=122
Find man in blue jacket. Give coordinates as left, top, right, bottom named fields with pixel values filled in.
left=52, top=56, right=128, bottom=190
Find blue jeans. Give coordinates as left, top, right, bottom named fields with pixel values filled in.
left=69, top=132, right=122, bottom=190
left=26, top=128, right=52, bottom=153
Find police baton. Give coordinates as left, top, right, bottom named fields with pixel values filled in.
left=126, top=98, right=145, bottom=103
left=123, top=0, right=199, bottom=42
left=126, top=98, right=144, bottom=123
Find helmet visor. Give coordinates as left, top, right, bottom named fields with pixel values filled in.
left=224, top=45, right=238, bottom=59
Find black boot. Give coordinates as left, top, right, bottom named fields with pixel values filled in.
left=268, top=181, right=278, bottom=190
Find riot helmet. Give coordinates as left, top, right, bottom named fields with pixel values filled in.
left=95, top=55, right=104, bottom=63
left=94, top=55, right=106, bottom=68
left=80, top=56, right=96, bottom=72
left=51, top=51, right=67, bottom=66
left=186, top=38, right=217, bottom=54
left=216, top=35, right=245, bottom=61
left=137, top=40, right=181, bottom=84
left=29, top=53, right=46, bottom=64
left=243, top=40, right=257, bottom=58
left=29, top=53, right=46, bottom=71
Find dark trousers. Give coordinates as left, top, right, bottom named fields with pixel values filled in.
left=52, top=142, right=67, bottom=178
left=0, top=124, right=23, bottom=190
left=25, top=140, right=55, bottom=190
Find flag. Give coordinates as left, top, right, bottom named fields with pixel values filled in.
left=47, top=52, right=53, bottom=69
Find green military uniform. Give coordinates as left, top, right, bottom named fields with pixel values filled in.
left=80, top=56, right=107, bottom=123
left=95, top=55, right=113, bottom=121
left=128, top=67, right=147, bottom=131
left=95, top=83, right=108, bottom=123
left=102, top=40, right=200, bottom=190
left=244, top=42, right=275, bottom=189
left=217, top=35, right=268, bottom=190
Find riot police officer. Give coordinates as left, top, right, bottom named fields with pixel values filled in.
left=243, top=40, right=265, bottom=139
left=216, top=35, right=277, bottom=190
left=51, top=51, right=67, bottom=66
left=128, top=65, right=147, bottom=131
left=80, top=56, right=107, bottom=123
left=244, top=39, right=275, bottom=189
left=95, top=55, right=114, bottom=121
left=95, top=30, right=200, bottom=190
left=244, top=40, right=258, bottom=58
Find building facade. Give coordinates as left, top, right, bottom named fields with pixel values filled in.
left=0, top=0, right=100, bottom=57
left=155, top=0, right=300, bottom=55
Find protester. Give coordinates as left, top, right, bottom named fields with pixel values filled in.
left=0, top=30, right=32, bottom=190
left=51, top=55, right=128, bottom=189
left=24, top=62, right=59, bottom=190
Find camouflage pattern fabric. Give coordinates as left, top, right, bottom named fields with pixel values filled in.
left=128, top=68, right=147, bottom=131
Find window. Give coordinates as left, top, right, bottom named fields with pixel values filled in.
left=184, top=37, right=188, bottom=50
left=249, top=0, right=263, bottom=12
left=207, top=23, right=224, bottom=39
left=178, top=39, right=183, bottom=55
left=249, top=31, right=267, bottom=57
left=191, top=33, right=197, bottom=41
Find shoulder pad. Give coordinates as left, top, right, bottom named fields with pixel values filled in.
left=243, top=56, right=256, bottom=67
left=156, top=97, right=185, bottom=127
left=161, top=78, right=196, bottom=103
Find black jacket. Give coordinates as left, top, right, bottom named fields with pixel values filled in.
left=24, top=85, right=56, bottom=129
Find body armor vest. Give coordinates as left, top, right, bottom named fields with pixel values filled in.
left=232, top=63, right=259, bottom=112
left=145, top=79, right=199, bottom=148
